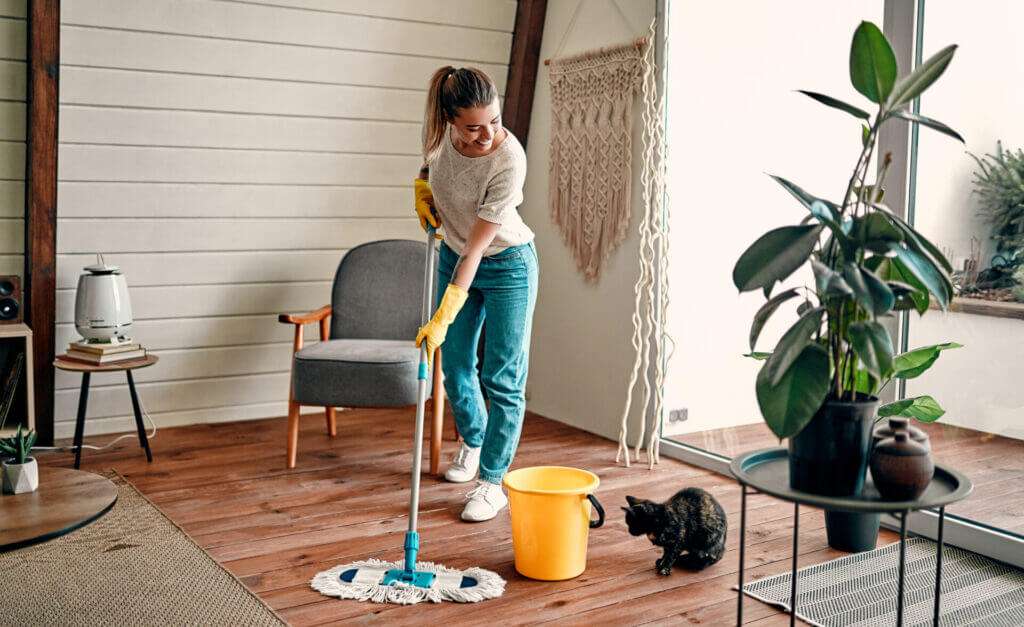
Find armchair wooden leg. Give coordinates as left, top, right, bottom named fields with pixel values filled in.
left=287, top=400, right=301, bottom=469
left=325, top=406, right=337, bottom=437
left=430, top=348, right=444, bottom=476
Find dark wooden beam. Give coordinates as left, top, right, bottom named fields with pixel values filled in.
left=503, top=0, right=547, bottom=149
left=24, top=0, right=59, bottom=446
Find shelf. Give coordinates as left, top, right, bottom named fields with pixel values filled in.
left=933, top=297, right=1024, bottom=321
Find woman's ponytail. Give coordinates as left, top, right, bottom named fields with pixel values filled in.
left=423, top=66, right=456, bottom=165
left=422, top=66, right=498, bottom=165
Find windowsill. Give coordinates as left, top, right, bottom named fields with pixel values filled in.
left=931, top=297, right=1024, bottom=321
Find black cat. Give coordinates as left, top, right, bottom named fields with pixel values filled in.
left=622, top=488, right=727, bottom=575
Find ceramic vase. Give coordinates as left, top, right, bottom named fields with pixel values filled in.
left=871, top=431, right=934, bottom=501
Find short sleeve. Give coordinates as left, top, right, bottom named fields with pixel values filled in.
left=477, top=152, right=526, bottom=224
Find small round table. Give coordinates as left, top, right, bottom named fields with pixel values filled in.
left=54, top=354, right=159, bottom=469
left=731, top=447, right=973, bottom=627
left=0, top=467, right=117, bottom=551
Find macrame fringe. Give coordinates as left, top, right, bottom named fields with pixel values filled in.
left=617, top=16, right=675, bottom=470
left=311, top=558, right=506, bottom=605
left=548, top=36, right=644, bottom=282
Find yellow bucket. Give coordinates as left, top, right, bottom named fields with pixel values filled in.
left=503, top=466, right=604, bottom=581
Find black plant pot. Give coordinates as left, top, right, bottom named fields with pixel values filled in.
left=789, top=398, right=880, bottom=552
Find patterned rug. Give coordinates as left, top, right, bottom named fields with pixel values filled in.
left=741, top=537, right=1024, bottom=626
left=0, top=471, right=284, bottom=626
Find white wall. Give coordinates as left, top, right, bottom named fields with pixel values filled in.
left=663, top=1, right=883, bottom=437
left=53, top=0, right=517, bottom=437
left=905, top=3, right=1024, bottom=441
left=0, top=0, right=25, bottom=282
left=522, top=0, right=656, bottom=442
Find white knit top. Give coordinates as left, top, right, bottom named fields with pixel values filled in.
left=427, top=126, right=534, bottom=257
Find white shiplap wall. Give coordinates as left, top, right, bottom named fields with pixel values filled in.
left=0, top=0, right=26, bottom=282
left=55, top=0, right=517, bottom=437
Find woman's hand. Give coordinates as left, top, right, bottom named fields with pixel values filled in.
left=416, top=283, right=468, bottom=360
left=414, top=178, right=442, bottom=234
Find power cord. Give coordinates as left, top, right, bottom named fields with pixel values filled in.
left=34, top=394, right=158, bottom=453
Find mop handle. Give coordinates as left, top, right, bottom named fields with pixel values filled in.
left=407, top=227, right=437, bottom=542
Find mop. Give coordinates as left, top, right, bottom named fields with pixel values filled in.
left=310, top=227, right=506, bottom=605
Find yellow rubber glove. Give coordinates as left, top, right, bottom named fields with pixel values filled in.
left=414, top=178, right=442, bottom=237
left=415, top=283, right=468, bottom=361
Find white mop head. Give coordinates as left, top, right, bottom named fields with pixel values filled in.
left=311, top=558, right=505, bottom=605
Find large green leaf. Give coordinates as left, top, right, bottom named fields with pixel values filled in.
left=849, top=21, right=897, bottom=104
left=875, top=205, right=954, bottom=273
left=797, top=90, right=870, bottom=120
left=878, top=395, right=946, bottom=422
left=769, top=175, right=842, bottom=215
left=875, top=257, right=931, bottom=314
left=750, top=288, right=801, bottom=351
left=854, top=368, right=880, bottom=396
left=893, top=342, right=963, bottom=379
left=849, top=320, right=895, bottom=379
left=891, top=110, right=965, bottom=143
left=890, top=244, right=951, bottom=309
left=756, top=344, right=830, bottom=439
left=812, top=259, right=853, bottom=299
left=844, top=263, right=895, bottom=315
left=733, top=225, right=823, bottom=292
left=886, top=44, right=957, bottom=109
left=767, top=306, right=825, bottom=386
left=855, top=212, right=904, bottom=253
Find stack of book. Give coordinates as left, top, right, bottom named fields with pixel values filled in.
left=65, top=339, right=147, bottom=365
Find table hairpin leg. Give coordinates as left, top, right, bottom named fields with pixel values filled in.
left=934, top=506, right=945, bottom=626
left=72, top=372, right=91, bottom=469
left=897, top=510, right=909, bottom=627
left=737, top=484, right=747, bottom=625
left=790, top=502, right=799, bottom=626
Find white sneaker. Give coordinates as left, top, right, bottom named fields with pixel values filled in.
left=461, top=480, right=508, bottom=522
left=444, top=442, right=481, bottom=483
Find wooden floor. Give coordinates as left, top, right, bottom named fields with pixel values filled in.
left=673, top=420, right=1024, bottom=535
left=37, top=409, right=899, bottom=626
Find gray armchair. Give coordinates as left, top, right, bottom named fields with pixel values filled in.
left=278, top=239, right=446, bottom=471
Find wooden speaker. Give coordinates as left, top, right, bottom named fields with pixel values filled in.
left=0, top=275, right=22, bottom=324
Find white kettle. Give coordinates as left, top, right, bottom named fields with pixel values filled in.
left=74, top=260, right=133, bottom=342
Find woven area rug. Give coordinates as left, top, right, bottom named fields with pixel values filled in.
left=741, top=537, right=1024, bottom=626
left=0, top=471, right=284, bottom=626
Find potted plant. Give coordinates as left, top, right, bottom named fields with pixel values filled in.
left=733, top=22, right=962, bottom=550
left=1, top=425, right=39, bottom=494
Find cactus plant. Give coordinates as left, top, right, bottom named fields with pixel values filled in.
left=0, top=425, right=37, bottom=465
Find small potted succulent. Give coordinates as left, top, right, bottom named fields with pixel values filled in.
left=1, top=425, right=39, bottom=494
left=733, top=21, right=963, bottom=551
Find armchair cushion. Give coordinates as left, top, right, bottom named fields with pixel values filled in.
left=292, top=338, right=430, bottom=408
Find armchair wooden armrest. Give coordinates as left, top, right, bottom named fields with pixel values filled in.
left=278, top=304, right=332, bottom=326
left=279, top=304, right=332, bottom=348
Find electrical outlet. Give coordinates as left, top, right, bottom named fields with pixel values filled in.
left=668, top=408, right=688, bottom=423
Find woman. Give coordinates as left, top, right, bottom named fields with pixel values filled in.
left=414, top=66, right=538, bottom=522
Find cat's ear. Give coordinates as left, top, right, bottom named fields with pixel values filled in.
left=625, top=495, right=640, bottom=506
left=620, top=506, right=631, bottom=514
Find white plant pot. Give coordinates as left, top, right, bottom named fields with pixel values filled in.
left=2, top=457, right=39, bottom=494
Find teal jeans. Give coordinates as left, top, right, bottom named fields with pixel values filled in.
left=438, top=240, right=538, bottom=484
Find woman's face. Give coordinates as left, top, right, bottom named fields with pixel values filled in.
left=450, top=99, right=502, bottom=156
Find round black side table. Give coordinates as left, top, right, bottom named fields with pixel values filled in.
left=731, top=447, right=973, bottom=627
left=54, top=354, right=159, bottom=469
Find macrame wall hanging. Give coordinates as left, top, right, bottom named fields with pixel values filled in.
left=548, top=38, right=644, bottom=282
left=615, top=17, right=673, bottom=470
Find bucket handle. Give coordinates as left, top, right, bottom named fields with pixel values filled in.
left=587, top=494, right=605, bottom=528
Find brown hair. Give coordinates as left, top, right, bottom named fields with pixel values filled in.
left=422, top=66, right=498, bottom=164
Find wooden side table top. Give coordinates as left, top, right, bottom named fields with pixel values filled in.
left=54, top=353, right=158, bottom=372
left=0, top=466, right=118, bottom=551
